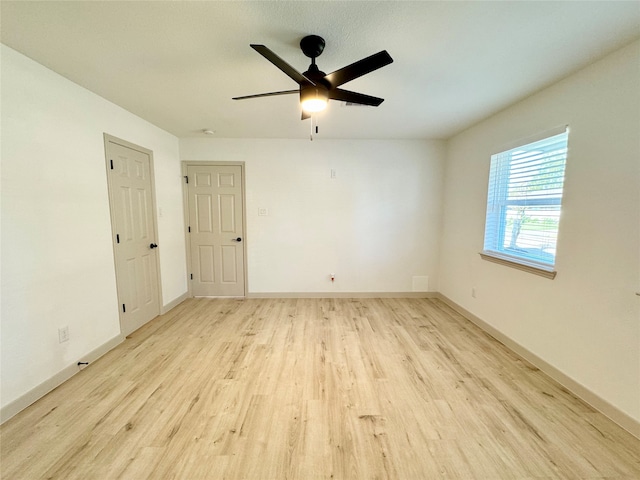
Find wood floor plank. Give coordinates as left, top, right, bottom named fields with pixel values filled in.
left=2, top=297, right=639, bottom=479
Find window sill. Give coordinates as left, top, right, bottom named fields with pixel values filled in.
left=479, top=251, right=557, bottom=279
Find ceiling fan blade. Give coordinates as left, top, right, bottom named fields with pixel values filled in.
left=232, top=90, right=299, bottom=101
left=251, top=44, right=315, bottom=86
left=329, top=88, right=384, bottom=107
left=324, top=50, right=393, bottom=88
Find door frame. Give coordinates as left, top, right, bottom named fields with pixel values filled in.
left=104, top=133, right=163, bottom=331
left=181, top=161, right=248, bottom=298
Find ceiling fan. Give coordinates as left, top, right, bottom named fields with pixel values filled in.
left=233, top=35, right=393, bottom=120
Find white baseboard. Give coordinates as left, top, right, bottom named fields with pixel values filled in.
left=435, top=293, right=640, bottom=440
left=247, top=292, right=438, bottom=299
left=0, top=334, right=124, bottom=425
left=161, top=291, right=189, bottom=314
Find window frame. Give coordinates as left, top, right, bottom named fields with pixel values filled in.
left=481, top=126, right=569, bottom=279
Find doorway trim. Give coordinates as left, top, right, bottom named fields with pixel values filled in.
left=104, top=133, right=163, bottom=331
left=181, top=161, right=248, bottom=298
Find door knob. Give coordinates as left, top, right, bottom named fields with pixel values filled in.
left=150, top=243, right=158, bottom=249
left=233, top=237, right=242, bottom=242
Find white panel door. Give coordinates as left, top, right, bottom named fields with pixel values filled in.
left=187, top=165, right=245, bottom=296
left=106, top=137, right=160, bottom=335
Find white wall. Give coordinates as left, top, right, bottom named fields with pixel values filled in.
left=439, top=40, right=640, bottom=423
left=180, top=138, right=445, bottom=294
left=0, top=45, right=187, bottom=412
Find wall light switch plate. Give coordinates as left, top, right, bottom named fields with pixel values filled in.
left=58, top=326, right=69, bottom=343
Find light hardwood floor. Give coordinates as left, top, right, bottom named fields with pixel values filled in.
left=1, top=298, right=639, bottom=479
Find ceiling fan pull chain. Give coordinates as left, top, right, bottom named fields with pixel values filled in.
left=309, top=117, right=319, bottom=141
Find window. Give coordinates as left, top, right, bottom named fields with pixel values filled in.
left=482, top=127, right=569, bottom=277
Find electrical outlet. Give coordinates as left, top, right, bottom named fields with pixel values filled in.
left=58, top=326, right=69, bottom=343
left=258, top=207, right=268, bottom=216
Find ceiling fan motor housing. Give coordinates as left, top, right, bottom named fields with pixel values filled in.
left=303, top=63, right=330, bottom=87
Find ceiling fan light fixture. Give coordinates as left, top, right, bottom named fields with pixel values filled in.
left=300, top=86, right=328, bottom=113
left=301, top=98, right=327, bottom=113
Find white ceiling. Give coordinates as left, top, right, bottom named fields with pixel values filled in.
left=2, top=1, right=639, bottom=140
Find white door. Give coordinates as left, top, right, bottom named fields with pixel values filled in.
left=105, top=135, right=160, bottom=335
left=187, top=164, right=245, bottom=296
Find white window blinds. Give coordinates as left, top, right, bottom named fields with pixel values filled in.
left=483, top=128, right=569, bottom=268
